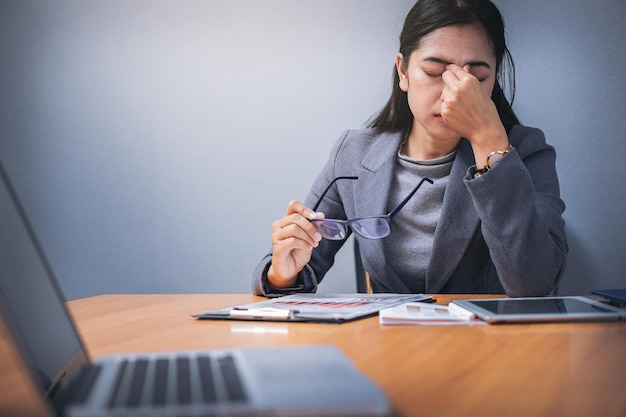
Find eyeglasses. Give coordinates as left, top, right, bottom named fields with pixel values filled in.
left=310, top=176, right=433, bottom=240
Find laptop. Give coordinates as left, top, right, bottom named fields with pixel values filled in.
left=0, top=159, right=390, bottom=417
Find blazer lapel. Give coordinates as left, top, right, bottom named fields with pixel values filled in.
left=352, top=131, right=405, bottom=218
left=426, top=139, right=480, bottom=293
left=350, top=131, right=411, bottom=291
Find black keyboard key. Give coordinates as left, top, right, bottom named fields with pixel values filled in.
left=197, top=355, right=217, bottom=403
left=73, top=364, right=102, bottom=404
left=59, top=363, right=103, bottom=410
left=176, top=357, right=191, bottom=404
left=152, top=358, right=169, bottom=405
left=107, top=360, right=129, bottom=408
left=126, top=359, right=149, bottom=407
left=218, top=355, right=247, bottom=402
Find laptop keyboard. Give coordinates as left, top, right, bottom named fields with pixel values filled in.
left=100, top=353, right=248, bottom=409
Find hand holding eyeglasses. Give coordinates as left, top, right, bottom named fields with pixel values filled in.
left=268, top=199, right=326, bottom=288
left=267, top=176, right=433, bottom=289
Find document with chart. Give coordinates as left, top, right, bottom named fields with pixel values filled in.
left=194, top=293, right=433, bottom=323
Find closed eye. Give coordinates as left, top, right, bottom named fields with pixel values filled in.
left=424, top=70, right=444, bottom=78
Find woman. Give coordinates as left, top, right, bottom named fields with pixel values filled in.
left=252, top=0, right=567, bottom=297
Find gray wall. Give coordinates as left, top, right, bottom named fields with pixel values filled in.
left=496, top=0, right=626, bottom=294
left=1, top=0, right=624, bottom=300
left=1, top=0, right=413, bottom=299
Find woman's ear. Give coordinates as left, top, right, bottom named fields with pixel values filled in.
left=395, top=53, right=409, bottom=92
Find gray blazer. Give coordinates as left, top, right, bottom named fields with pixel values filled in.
left=252, top=126, right=568, bottom=297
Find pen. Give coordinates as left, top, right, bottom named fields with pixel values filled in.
left=447, top=302, right=477, bottom=320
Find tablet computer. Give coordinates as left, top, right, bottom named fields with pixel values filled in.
left=591, top=288, right=626, bottom=308
left=449, top=296, right=626, bottom=324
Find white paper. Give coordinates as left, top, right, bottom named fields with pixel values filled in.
left=379, top=302, right=486, bottom=325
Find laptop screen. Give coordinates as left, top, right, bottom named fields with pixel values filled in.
left=0, top=161, right=89, bottom=397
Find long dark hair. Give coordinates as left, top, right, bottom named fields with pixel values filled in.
left=369, top=0, right=520, bottom=133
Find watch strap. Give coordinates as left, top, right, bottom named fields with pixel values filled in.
left=475, top=144, right=513, bottom=177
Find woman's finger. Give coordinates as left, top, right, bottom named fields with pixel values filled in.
left=272, top=219, right=321, bottom=248
left=285, top=199, right=323, bottom=219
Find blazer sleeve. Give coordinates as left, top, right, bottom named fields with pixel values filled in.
left=251, top=131, right=353, bottom=296
left=464, top=126, right=568, bottom=296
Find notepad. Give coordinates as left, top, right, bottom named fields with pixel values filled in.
left=379, top=302, right=485, bottom=326
left=193, top=293, right=434, bottom=323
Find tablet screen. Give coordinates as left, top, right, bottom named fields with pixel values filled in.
left=470, top=298, right=616, bottom=315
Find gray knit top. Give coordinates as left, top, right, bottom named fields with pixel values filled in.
left=381, top=147, right=456, bottom=293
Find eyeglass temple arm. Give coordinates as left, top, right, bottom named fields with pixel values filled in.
left=388, top=177, right=434, bottom=218
left=312, top=176, right=359, bottom=211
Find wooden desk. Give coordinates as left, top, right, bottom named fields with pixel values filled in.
left=3, top=294, right=626, bottom=417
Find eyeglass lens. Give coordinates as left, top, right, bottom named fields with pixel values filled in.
left=350, top=218, right=391, bottom=239
left=312, top=217, right=391, bottom=240
left=313, top=220, right=348, bottom=240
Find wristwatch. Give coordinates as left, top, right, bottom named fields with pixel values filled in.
left=474, top=144, right=513, bottom=177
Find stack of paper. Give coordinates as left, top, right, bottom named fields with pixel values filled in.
left=379, top=302, right=485, bottom=325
